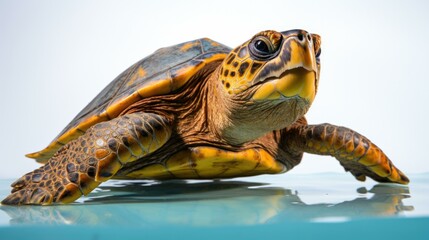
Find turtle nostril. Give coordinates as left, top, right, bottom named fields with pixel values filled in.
left=306, top=33, right=312, bottom=42
left=297, top=33, right=304, bottom=42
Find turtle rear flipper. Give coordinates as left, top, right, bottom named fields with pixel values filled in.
left=285, top=123, right=409, bottom=184
left=2, top=113, right=172, bottom=205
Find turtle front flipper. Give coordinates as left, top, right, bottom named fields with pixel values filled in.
left=2, top=113, right=172, bottom=205
left=285, top=124, right=409, bottom=184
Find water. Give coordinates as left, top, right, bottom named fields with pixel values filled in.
left=0, top=173, right=428, bottom=239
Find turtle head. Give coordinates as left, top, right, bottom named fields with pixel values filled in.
left=214, top=30, right=321, bottom=144
left=220, top=29, right=321, bottom=102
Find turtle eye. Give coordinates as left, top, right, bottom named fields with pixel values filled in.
left=255, top=39, right=270, bottom=53
left=250, top=36, right=279, bottom=59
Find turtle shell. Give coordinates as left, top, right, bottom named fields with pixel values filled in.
left=28, top=38, right=231, bottom=163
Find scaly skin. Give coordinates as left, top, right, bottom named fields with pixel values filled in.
left=2, top=113, right=172, bottom=205
left=284, top=123, right=409, bottom=184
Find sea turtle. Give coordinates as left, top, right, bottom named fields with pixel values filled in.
left=2, top=29, right=409, bottom=205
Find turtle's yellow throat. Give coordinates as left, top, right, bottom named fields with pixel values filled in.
left=206, top=66, right=311, bottom=146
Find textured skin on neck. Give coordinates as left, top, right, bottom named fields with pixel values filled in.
left=117, top=61, right=309, bottom=175
left=206, top=66, right=311, bottom=145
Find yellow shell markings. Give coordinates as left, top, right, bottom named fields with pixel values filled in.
left=27, top=53, right=228, bottom=163
left=203, top=38, right=221, bottom=47
left=181, top=39, right=220, bottom=52
left=126, top=66, right=147, bottom=87
left=180, top=41, right=200, bottom=52
left=124, top=146, right=286, bottom=179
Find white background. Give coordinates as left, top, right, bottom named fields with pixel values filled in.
left=0, top=0, right=428, bottom=179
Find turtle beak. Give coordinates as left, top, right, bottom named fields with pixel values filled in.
left=252, top=30, right=320, bottom=103
left=285, top=32, right=318, bottom=72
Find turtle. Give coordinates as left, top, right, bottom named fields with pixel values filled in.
left=2, top=29, right=409, bottom=205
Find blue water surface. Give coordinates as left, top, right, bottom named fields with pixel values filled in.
left=0, top=173, right=428, bottom=240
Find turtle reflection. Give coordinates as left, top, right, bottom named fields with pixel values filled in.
left=1, top=180, right=412, bottom=226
